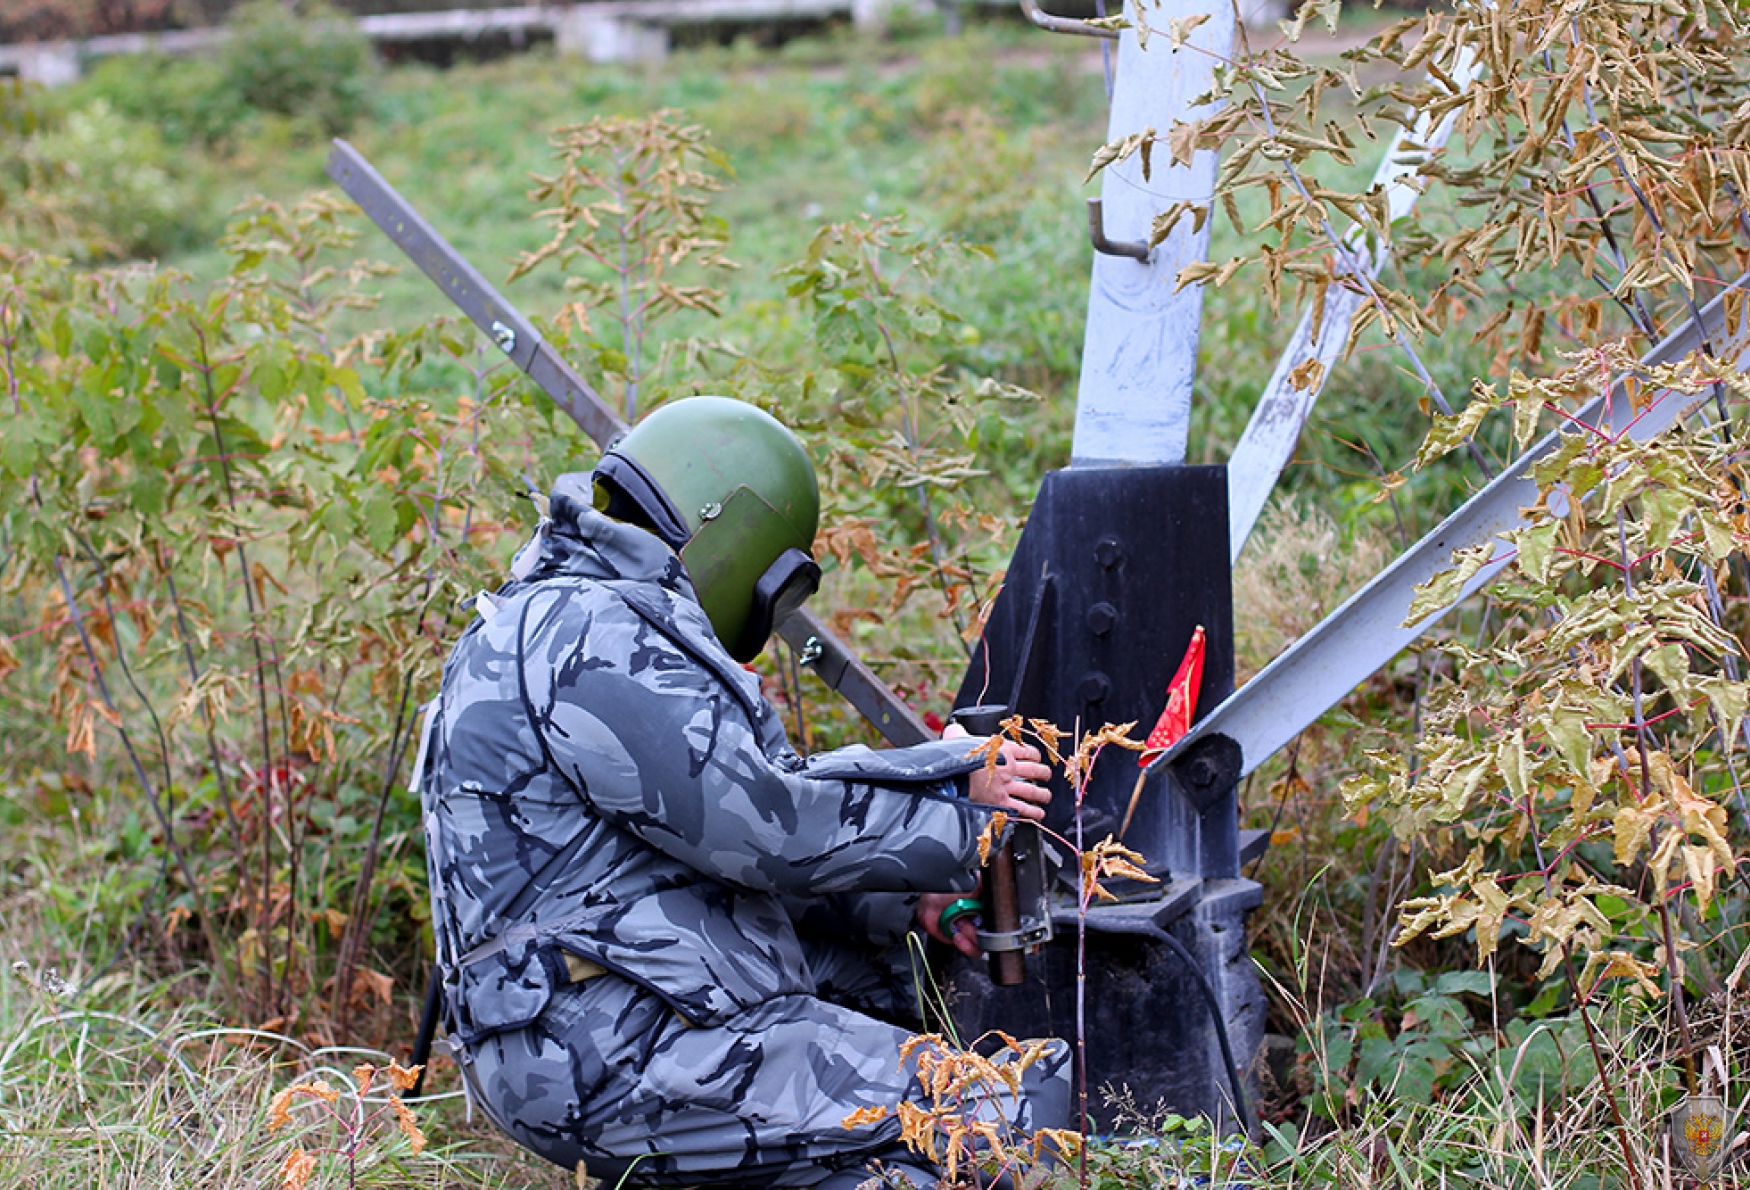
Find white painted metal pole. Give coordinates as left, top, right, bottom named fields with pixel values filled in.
left=1071, top=3, right=1234, bottom=468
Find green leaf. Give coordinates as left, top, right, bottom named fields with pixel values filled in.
left=1431, top=970, right=1494, bottom=998
left=131, top=467, right=167, bottom=517
left=1641, top=487, right=1689, bottom=550
left=1643, top=642, right=1689, bottom=691
left=51, top=308, right=72, bottom=358
left=1696, top=675, right=1750, bottom=745
left=1499, top=731, right=1530, bottom=802
left=1522, top=983, right=1564, bottom=1019
left=361, top=488, right=399, bottom=553
left=1394, top=1045, right=1437, bottom=1104
left=594, top=347, right=631, bottom=377
left=0, top=410, right=44, bottom=477
left=1414, top=396, right=1492, bottom=469
left=330, top=364, right=367, bottom=411
left=1699, top=511, right=1735, bottom=562
left=1513, top=520, right=1561, bottom=584
left=1406, top=993, right=1468, bottom=1037
left=1355, top=1036, right=1397, bottom=1089
left=1512, top=391, right=1543, bottom=452
left=257, top=360, right=289, bottom=404
left=1540, top=703, right=1592, bottom=774
left=1404, top=541, right=1496, bottom=626
left=74, top=362, right=118, bottom=446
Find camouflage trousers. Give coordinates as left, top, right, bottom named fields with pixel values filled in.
left=460, top=936, right=1071, bottom=1189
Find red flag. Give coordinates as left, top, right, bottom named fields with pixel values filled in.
left=1139, top=626, right=1205, bottom=767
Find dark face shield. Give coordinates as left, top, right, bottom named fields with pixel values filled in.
left=742, top=547, right=821, bottom=659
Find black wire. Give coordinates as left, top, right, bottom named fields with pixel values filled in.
left=1149, top=924, right=1253, bottom=1133
left=408, top=963, right=444, bottom=1098
left=1069, top=909, right=1252, bottom=1133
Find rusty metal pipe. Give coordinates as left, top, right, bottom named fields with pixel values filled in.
left=950, top=705, right=1027, bottom=987
left=1017, top=0, right=1119, bottom=39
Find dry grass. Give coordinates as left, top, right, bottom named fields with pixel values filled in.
left=1232, top=496, right=1392, bottom=685
left=0, top=958, right=559, bottom=1189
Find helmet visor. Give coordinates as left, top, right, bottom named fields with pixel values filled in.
left=747, top=547, right=822, bottom=650
left=681, top=485, right=820, bottom=661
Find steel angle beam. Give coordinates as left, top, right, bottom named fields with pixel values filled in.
left=325, top=140, right=932, bottom=748
left=782, top=621, right=930, bottom=745
left=1226, top=47, right=1483, bottom=561
left=1159, top=277, right=1750, bottom=781
left=327, top=140, right=625, bottom=448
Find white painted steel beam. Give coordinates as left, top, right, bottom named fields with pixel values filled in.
left=1071, top=2, right=1235, bottom=468
left=1226, top=48, right=1482, bottom=561
left=1158, top=278, right=1750, bottom=779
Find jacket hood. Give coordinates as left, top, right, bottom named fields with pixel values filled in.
left=508, top=472, right=698, bottom=600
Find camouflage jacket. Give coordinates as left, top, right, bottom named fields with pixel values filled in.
left=420, top=473, right=997, bottom=1047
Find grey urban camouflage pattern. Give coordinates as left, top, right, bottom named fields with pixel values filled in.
left=419, top=473, right=1069, bottom=1187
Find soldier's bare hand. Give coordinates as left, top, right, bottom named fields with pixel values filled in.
left=917, top=891, right=982, bottom=958
left=945, top=725, right=1053, bottom=821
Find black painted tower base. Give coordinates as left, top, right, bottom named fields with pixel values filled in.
left=950, top=465, right=1265, bottom=1131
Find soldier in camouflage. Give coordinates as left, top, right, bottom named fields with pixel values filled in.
left=417, top=398, right=1070, bottom=1188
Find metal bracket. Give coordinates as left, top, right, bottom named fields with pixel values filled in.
left=1018, top=0, right=1119, bottom=39
left=1087, top=198, right=1150, bottom=262
left=1168, top=732, right=1243, bottom=814
left=977, top=920, right=1054, bottom=952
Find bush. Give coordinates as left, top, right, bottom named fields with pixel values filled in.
left=80, top=52, right=246, bottom=147
left=219, top=0, right=374, bottom=136
left=22, top=99, right=206, bottom=258
left=0, top=82, right=207, bottom=260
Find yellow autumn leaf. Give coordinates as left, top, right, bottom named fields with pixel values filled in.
left=391, top=1095, right=427, bottom=1155
left=1471, top=875, right=1511, bottom=962
left=1087, top=836, right=1157, bottom=887
left=1168, top=10, right=1209, bottom=47
left=280, top=1148, right=317, bottom=1190
left=966, top=733, right=1006, bottom=772
left=266, top=1086, right=296, bottom=1133
left=1287, top=357, right=1326, bottom=393
left=1684, top=843, right=1721, bottom=910
left=978, top=812, right=1008, bottom=865
left=1649, top=826, right=1683, bottom=891
left=896, top=1100, right=940, bottom=1161
left=1026, top=718, right=1069, bottom=765
left=1612, top=798, right=1660, bottom=867
left=841, top=1105, right=889, bottom=1131
left=1583, top=950, right=1666, bottom=999
left=1039, top=1128, right=1084, bottom=1160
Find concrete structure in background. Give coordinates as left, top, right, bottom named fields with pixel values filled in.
left=0, top=0, right=936, bottom=78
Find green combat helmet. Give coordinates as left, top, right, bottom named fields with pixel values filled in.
left=591, top=396, right=822, bottom=663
